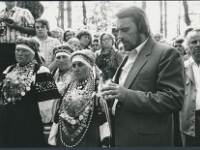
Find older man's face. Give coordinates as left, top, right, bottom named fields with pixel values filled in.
left=188, top=31, right=200, bottom=59
left=117, top=17, right=142, bottom=51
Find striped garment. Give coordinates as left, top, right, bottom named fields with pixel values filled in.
left=0, top=6, right=35, bottom=43
left=33, top=36, right=61, bottom=66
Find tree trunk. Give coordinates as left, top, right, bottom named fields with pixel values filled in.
left=164, top=1, right=167, bottom=37
left=160, top=1, right=163, bottom=34
left=60, top=1, right=64, bottom=29
left=177, top=1, right=181, bottom=36
left=17, top=1, right=44, bottom=19
left=182, top=1, right=191, bottom=26
left=142, top=1, right=146, bottom=11
left=67, top=1, right=72, bottom=28
left=82, top=1, right=87, bottom=26
left=57, top=2, right=61, bottom=27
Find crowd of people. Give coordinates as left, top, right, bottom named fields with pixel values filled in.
left=0, top=1, right=200, bottom=148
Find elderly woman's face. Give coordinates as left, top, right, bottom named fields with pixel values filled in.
left=55, top=54, right=71, bottom=71
left=80, top=35, right=90, bottom=48
left=102, top=34, right=113, bottom=49
left=72, top=61, right=90, bottom=81
left=15, top=48, right=35, bottom=66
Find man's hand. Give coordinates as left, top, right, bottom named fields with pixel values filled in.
left=101, top=82, right=127, bottom=102
left=4, top=18, right=17, bottom=29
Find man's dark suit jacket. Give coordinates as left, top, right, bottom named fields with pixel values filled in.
left=111, top=36, right=185, bottom=147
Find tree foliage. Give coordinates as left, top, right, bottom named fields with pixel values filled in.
left=17, top=1, right=44, bottom=20
left=87, top=1, right=122, bottom=32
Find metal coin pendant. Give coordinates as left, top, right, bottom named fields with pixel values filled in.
left=26, top=86, right=31, bottom=91
left=71, top=138, right=74, bottom=142
left=8, top=98, right=11, bottom=102
left=21, top=91, right=25, bottom=96
left=79, top=115, right=84, bottom=120
left=71, top=119, right=76, bottom=125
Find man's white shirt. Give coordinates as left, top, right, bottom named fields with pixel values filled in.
left=189, top=57, right=200, bottom=110
left=112, top=38, right=149, bottom=115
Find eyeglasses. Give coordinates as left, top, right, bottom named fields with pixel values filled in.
left=102, top=38, right=112, bottom=42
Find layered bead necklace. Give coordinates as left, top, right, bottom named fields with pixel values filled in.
left=54, top=69, right=72, bottom=96
left=58, top=73, right=95, bottom=147
left=0, top=60, right=36, bottom=105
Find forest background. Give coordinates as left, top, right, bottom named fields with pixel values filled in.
left=0, top=1, right=200, bottom=41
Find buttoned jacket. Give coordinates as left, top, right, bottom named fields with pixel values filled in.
left=180, top=58, right=196, bottom=137
left=111, top=36, right=185, bottom=147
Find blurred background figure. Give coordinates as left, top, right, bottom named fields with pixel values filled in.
left=154, top=32, right=169, bottom=44
left=95, top=32, right=122, bottom=82
left=50, top=29, right=62, bottom=43
left=182, top=26, right=194, bottom=61
left=172, top=37, right=186, bottom=57
left=154, top=32, right=163, bottom=42
left=76, top=29, right=92, bottom=50
left=67, top=37, right=80, bottom=51
left=91, top=39, right=101, bottom=52
left=63, top=29, right=75, bottom=43
left=116, top=39, right=126, bottom=58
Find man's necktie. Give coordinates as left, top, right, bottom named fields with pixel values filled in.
left=114, top=55, right=128, bottom=84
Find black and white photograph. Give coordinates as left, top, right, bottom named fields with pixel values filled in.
left=0, top=1, right=200, bottom=148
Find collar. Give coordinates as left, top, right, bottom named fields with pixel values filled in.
left=34, top=36, right=50, bottom=42
left=135, top=37, right=149, bottom=54
left=5, top=6, right=17, bottom=12
left=128, top=37, right=149, bottom=59
left=189, top=56, right=198, bottom=66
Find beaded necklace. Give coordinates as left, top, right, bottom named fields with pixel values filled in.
left=58, top=73, right=95, bottom=147
left=0, top=60, right=36, bottom=105
left=54, top=69, right=72, bottom=96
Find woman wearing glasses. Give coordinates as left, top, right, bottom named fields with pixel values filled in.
left=95, top=33, right=122, bottom=82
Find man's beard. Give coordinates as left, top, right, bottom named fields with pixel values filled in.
left=123, top=35, right=142, bottom=51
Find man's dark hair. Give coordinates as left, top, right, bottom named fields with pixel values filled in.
left=34, top=18, right=50, bottom=32
left=116, top=6, right=151, bottom=37
left=174, top=38, right=184, bottom=44
left=172, top=37, right=184, bottom=47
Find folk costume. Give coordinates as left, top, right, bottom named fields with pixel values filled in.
left=0, top=37, right=60, bottom=147
left=52, top=44, right=74, bottom=96
left=53, top=50, right=101, bottom=147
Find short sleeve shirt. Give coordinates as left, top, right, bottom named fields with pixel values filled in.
left=0, top=6, right=35, bottom=43
left=33, top=36, right=61, bottom=66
